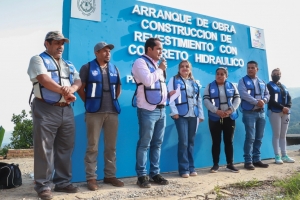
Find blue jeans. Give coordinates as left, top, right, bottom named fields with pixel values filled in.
left=174, top=116, right=197, bottom=175
left=242, top=110, right=266, bottom=163
left=136, top=107, right=166, bottom=177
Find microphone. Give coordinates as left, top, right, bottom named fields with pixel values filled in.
left=160, top=56, right=167, bottom=79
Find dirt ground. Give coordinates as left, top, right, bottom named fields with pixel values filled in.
left=1, top=150, right=300, bottom=200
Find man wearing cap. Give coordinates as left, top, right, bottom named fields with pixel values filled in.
left=77, top=42, right=123, bottom=190
left=27, top=31, right=82, bottom=200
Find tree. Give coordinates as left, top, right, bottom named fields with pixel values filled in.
left=9, top=110, right=33, bottom=149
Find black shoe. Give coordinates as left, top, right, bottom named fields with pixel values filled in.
left=54, top=184, right=79, bottom=193
left=226, top=164, right=239, bottom=173
left=37, top=189, right=53, bottom=200
left=137, top=176, right=151, bottom=188
left=150, top=174, right=169, bottom=185
left=253, top=161, right=269, bottom=168
left=210, top=164, right=219, bottom=173
left=244, top=163, right=255, bottom=170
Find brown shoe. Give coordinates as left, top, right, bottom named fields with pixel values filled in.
left=54, top=184, right=79, bottom=193
left=38, top=189, right=53, bottom=200
left=103, top=177, right=124, bottom=187
left=87, top=179, right=99, bottom=191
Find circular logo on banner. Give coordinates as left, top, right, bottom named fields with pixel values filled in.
left=77, top=0, right=96, bottom=16
left=210, top=89, right=215, bottom=93
left=255, top=30, right=261, bottom=39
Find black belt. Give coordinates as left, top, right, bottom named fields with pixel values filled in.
left=156, top=105, right=165, bottom=109
left=252, top=108, right=263, bottom=112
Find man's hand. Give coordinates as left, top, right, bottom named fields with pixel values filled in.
left=256, top=100, right=265, bottom=108
left=61, top=86, right=77, bottom=96
left=158, top=60, right=167, bottom=71
left=64, top=93, right=76, bottom=104
left=199, top=118, right=204, bottom=123
left=61, top=86, right=71, bottom=96
left=172, top=114, right=179, bottom=119
left=61, top=80, right=81, bottom=96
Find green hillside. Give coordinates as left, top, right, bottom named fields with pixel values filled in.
left=288, top=97, right=300, bottom=134
left=288, top=87, right=300, bottom=99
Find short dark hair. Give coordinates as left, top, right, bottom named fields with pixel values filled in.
left=247, top=60, right=258, bottom=67
left=45, top=39, right=54, bottom=44
left=144, top=38, right=161, bottom=54
left=44, top=39, right=54, bottom=48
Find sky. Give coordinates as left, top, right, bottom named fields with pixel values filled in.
left=0, top=0, right=299, bottom=146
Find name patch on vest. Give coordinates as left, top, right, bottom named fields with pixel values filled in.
left=226, top=88, right=234, bottom=93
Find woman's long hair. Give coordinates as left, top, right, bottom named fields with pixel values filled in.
left=175, top=60, right=194, bottom=80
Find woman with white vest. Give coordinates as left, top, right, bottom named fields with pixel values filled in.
left=267, top=68, right=294, bottom=164
left=203, top=67, right=241, bottom=173
left=167, top=60, right=204, bottom=178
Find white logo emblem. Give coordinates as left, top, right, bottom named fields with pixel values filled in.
left=247, top=81, right=251, bottom=85
left=45, top=59, right=50, bottom=65
left=77, top=0, right=96, bottom=16
left=227, top=89, right=234, bottom=93
left=210, top=89, right=215, bottom=93
left=92, top=70, right=98, bottom=76
left=195, top=80, right=201, bottom=88
left=110, top=72, right=117, bottom=77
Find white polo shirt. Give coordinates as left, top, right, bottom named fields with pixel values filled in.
left=27, top=52, right=80, bottom=102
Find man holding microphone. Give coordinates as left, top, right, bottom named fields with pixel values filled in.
left=132, top=38, right=169, bottom=188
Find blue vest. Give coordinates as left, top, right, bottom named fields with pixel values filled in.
left=241, top=75, right=266, bottom=111
left=85, top=59, right=121, bottom=113
left=208, top=81, right=238, bottom=121
left=132, top=55, right=165, bottom=107
left=268, top=81, right=288, bottom=113
left=173, top=76, right=200, bottom=117
left=38, top=52, right=74, bottom=104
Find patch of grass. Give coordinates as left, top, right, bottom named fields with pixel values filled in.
left=273, top=172, right=300, bottom=199
left=231, top=178, right=263, bottom=189
left=213, top=185, right=224, bottom=200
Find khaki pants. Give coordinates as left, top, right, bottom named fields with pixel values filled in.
left=84, top=112, right=118, bottom=180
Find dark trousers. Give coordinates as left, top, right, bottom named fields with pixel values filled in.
left=209, top=117, right=235, bottom=165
